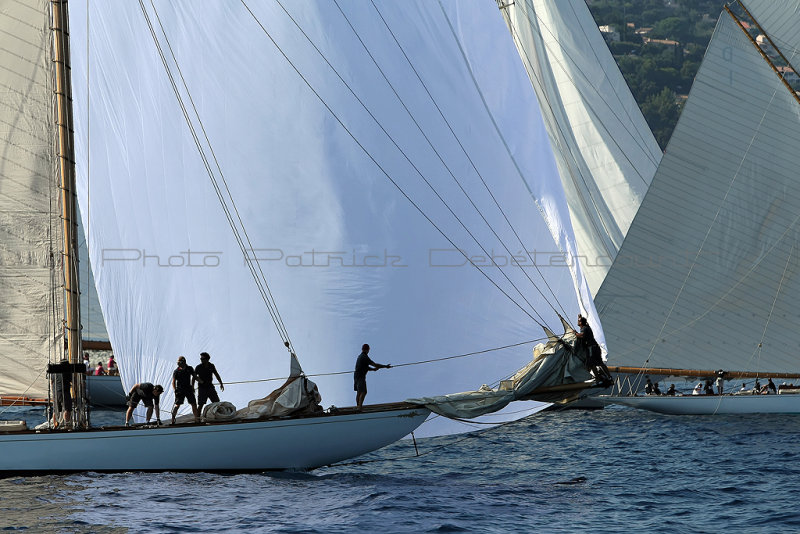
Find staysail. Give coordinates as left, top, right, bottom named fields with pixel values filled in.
left=500, top=0, right=661, bottom=295
left=72, top=0, right=602, bottom=435
left=0, top=0, right=64, bottom=398
left=595, top=4, right=800, bottom=375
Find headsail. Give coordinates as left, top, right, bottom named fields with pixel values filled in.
left=596, top=5, right=800, bottom=375
left=0, top=0, right=64, bottom=398
left=737, top=0, right=800, bottom=61
left=500, top=0, right=662, bottom=295
left=72, top=0, right=602, bottom=435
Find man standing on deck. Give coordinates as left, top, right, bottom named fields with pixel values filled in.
left=124, top=382, right=163, bottom=426
left=195, top=352, right=225, bottom=412
left=354, top=344, right=391, bottom=410
left=171, top=356, right=200, bottom=425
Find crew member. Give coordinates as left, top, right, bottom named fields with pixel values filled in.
left=354, top=344, right=391, bottom=410
left=172, top=356, right=199, bottom=425
left=195, top=352, right=225, bottom=411
left=124, top=382, right=164, bottom=426
left=575, top=315, right=612, bottom=386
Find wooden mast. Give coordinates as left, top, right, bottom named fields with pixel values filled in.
left=52, top=0, right=87, bottom=428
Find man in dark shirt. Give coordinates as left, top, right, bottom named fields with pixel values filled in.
left=195, top=352, right=225, bottom=410
left=354, top=343, right=391, bottom=410
left=171, top=355, right=199, bottom=424
left=124, top=382, right=164, bottom=426
left=575, top=314, right=612, bottom=386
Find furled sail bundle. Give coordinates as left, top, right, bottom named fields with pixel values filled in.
left=0, top=1, right=64, bottom=398
left=500, top=0, right=662, bottom=295
left=71, top=0, right=603, bottom=435
left=409, top=324, right=593, bottom=418
left=596, top=2, right=800, bottom=377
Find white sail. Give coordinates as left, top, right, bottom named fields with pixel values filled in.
left=740, top=0, right=800, bottom=62
left=71, top=0, right=602, bottom=436
left=596, top=10, right=800, bottom=374
left=500, top=0, right=661, bottom=295
left=78, top=219, right=108, bottom=342
left=0, top=0, right=64, bottom=397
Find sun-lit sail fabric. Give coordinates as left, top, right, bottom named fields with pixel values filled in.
left=500, top=0, right=661, bottom=296
left=741, top=0, right=800, bottom=64
left=0, top=0, right=63, bottom=398
left=78, top=219, right=108, bottom=342
left=408, top=327, right=592, bottom=418
left=71, top=0, right=602, bottom=436
left=596, top=11, right=800, bottom=374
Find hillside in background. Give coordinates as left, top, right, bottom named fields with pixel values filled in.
left=586, top=0, right=726, bottom=149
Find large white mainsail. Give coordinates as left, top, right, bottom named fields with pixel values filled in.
left=71, top=0, right=602, bottom=436
left=0, top=0, right=64, bottom=398
left=596, top=5, right=800, bottom=376
left=738, top=0, right=800, bottom=59
left=500, top=0, right=661, bottom=295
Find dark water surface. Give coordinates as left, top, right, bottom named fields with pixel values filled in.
left=1, top=405, right=799, bottom=532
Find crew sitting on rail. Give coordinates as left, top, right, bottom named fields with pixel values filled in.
left=692, top=383, right=703, bottom=395
left=107, top=355, right=119, bottom=376
left=665, top=384, right=677, bottom=396
left=94, top=362, right=106, bottom=376
left=644, top=376, right=654, bottom=395
left=652, top=382, right=662, bottom=395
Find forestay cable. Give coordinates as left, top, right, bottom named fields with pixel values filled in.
left=138, top=0, right=295, bottom=354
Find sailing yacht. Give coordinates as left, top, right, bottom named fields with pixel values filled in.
left=1, top=0, right=607, bottom=472
left=597, top=0, right=800, bottom=414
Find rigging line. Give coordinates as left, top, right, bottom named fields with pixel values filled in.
left=365, top=0, right=569, bottom=322
left=85, top=0, right=91, bottom=342
left=753, top=243, right=793, bottom=368
left=335, top=0, right=556, bottom=325
left=144, top=1, right=292, bottom=350
left=270, top=0, right=547, bottom=327
left=528, top=0, right=661, bottom=168
left=147, top=0, right=294, bottom=354
left=502, top=8, right=618, bottom=262
left=436, top=1, right=593, bottom=320
left=642, top=69, right=784, bottom=368
left=329, top=407, right=539, bottom=468
left=224, top=337, right=548, bottom=385
left=137, top=2, right=293, bottom=349
left=241, top=0, right=544, bottom=328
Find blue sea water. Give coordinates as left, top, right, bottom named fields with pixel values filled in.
left=2, top=405, right=799, bottom=533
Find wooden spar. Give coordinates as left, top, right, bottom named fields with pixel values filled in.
left=82, top=340, right=112, bottom=351
left=608, top=366, right=800, bottom=380
left=0, top=396, right=49, bottom=407
left=52, top=0, right=87, bottom=427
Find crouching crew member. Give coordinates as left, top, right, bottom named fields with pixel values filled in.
left=125, top=383, right=164, bottom=426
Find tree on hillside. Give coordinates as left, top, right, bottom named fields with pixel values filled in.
left=641, top=87, right=681, bottom=149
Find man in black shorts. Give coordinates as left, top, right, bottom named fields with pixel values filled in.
left=195, top=352, right=225, bottom=411
left=171, top=355, right=200, bottom=425
left=354, top=343, right=391, bottom=410
left=576, top=314, right=612, bottom=387
left=124, top=382, right=164, bottom=426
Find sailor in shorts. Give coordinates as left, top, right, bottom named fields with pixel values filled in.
left=171, top=356, right=200, bottom=425
left=124, top=382, right=164, bottom=426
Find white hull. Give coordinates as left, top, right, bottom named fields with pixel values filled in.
left=601, top=394, right=800, bottom=415
left=0, top=406, right=429, bottom=473
left=85, top=375, right=125, bottom=406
